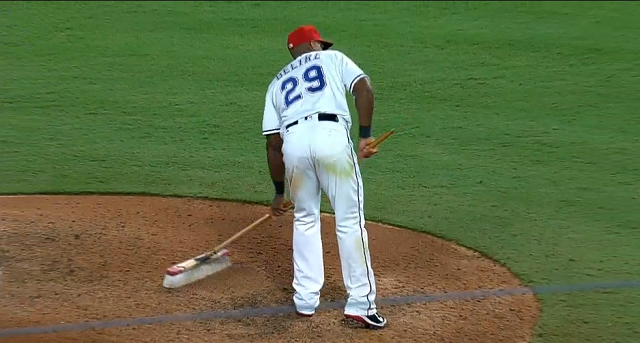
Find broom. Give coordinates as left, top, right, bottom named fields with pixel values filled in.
left=162, top=202, right=292, bottom=289
left=163, top=131, right=395, bottom=289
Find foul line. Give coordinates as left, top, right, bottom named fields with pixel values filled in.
left=1, top=280, right=639, bottom=338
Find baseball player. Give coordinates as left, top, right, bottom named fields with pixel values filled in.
left=262, top=25, right=386, bottom=329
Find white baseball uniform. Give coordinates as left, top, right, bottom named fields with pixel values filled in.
left=262, top=50, right=379, bottom=317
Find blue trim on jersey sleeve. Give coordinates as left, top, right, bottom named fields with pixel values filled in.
left=349, top=73, right=367, bottom=93
left=349, top=73, right=367, bottom=94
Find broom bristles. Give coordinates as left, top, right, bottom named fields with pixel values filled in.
left=162, top=249, right=232, bottom=289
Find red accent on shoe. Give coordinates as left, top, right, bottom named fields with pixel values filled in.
left=345, top=314, right=365, bottom=323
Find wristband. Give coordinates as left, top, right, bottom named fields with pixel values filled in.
left=359, top=125, right=372, bottom=139
left=273, top=181, right=285, bottom=196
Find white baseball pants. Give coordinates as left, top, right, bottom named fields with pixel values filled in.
left=281, top=113, right=379, bottom=316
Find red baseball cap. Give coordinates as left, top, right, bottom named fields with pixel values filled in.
left=287, top=25, right=333, bottom=51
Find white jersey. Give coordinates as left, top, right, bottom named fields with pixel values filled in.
left=261, top=50, right=367, bottom=136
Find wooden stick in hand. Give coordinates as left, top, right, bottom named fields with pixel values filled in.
left=367, top=129, right=395, bottom=149
left=359, top=129, right=395, bottom=162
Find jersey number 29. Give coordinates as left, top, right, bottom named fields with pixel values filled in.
left=280, top=65, right=327, bottom=108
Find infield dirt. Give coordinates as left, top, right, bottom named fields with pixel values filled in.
left=0, top=195, right=539, bottom=342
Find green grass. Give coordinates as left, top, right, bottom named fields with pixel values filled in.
left=2, top=1, right=640, bottom=342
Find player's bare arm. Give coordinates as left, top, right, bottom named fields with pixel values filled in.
left=352, top=77, right=378, bottom=159
left=266, top=133, right=287, bottom=216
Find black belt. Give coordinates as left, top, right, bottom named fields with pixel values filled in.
left=285, top=113, right=339, bottom=130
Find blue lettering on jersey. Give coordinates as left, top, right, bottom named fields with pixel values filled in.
left=276, top=52, right=320, bottom=81
left=280, top=64, right=327, bottom=108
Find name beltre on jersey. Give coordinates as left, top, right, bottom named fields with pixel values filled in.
left=275, top=52, right=321, bottom=81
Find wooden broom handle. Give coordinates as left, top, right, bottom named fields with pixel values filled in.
left=213, top=202, right=292, bottom=252
left=215, top=131, right=391, bottom=253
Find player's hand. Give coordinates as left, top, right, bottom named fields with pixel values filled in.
left=270, top=194, right=288, bottom=217
left=358, top=137, right=379, bottom=160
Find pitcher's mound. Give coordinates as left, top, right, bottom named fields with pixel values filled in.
left=0, top=195, right=539, bottom=342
